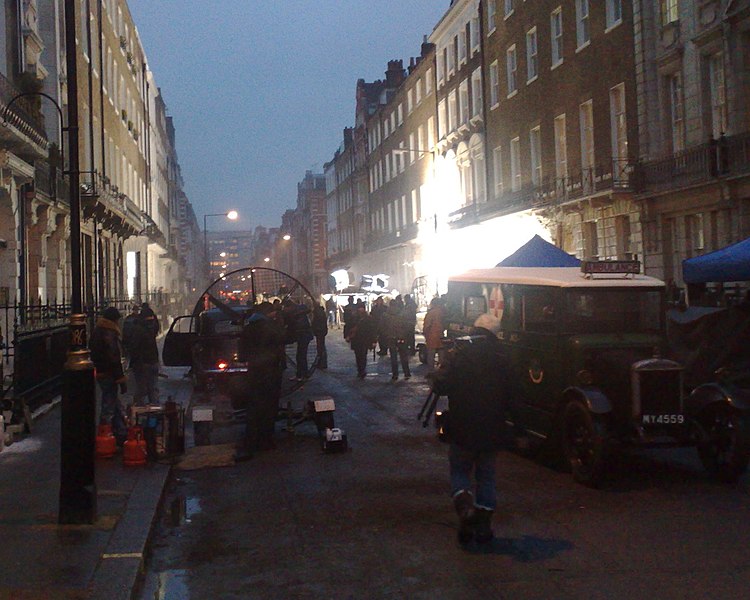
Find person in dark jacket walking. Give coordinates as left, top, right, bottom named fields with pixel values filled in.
left=348, top=303, right=377, bottom=379
left=370, top=296, right=388, bottom=356
left=312, top=304, right=328, bottom=370
left=89, top=307, right=128, bottom=443
left=129, top=307, right=160, bottom=405
left=284, top=301, right=313, bottom=381
left=428, top=313, right=514, bottom=547
left=237, top=305, right=286, bottom=459
left=402, top=294, right=418, bottom=355
left=380, top=297, right=411, bottom=380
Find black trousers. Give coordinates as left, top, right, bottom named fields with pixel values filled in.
left=353, top=344, right=370, bottom=377
left=243, top=370, right=281, bottom=450
left=388, top=341, right=411, bottom=377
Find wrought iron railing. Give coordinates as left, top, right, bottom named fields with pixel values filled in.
left=0, top=73, right=47, bottom=146
left=633, top=132, right=750, bottom=192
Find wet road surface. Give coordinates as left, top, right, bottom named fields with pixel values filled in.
left=139, top=332, right=750, bottom=599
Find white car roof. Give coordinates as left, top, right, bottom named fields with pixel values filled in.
left=449, top=267, right=665, bottom=288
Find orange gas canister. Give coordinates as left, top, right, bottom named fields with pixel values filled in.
left=95, top=424, right=117, bottom=458
left=123, top=426, right=147, bottom=466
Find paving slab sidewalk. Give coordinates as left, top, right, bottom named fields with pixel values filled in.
left=0, top=368, right=191, bottom=600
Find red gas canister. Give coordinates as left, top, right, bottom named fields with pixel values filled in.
left=95, top=424, right=117, bottom=458
left=123, top=426, right=147, bottom=466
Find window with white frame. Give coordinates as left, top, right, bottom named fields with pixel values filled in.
left=459, top=79, right=470, bottom=125
left=606, top=0, right=622, bottom=29
left=471, top=68, right=483, bottom=117
left=530, top=126, right=542, bottom=186
left=416, top=78, right=423, bottom=104
left=490, top=61, right=500, bottom=107
left=407, top=89, right=414, bottom=114
left=507, top=45, right=518, bottom=95
left=439, top=99, right=447, bottom=138
left=447, top=37, right=456, bottom=74
left=687, top=213, right=705, bottom=253
left=510, top=137, right=521, bottom=191
left=526, top=28, right=538, bottom=82
left=579, top=99, right=595, bottom=171
left=471, top=17, right=480, bottom=51
left=610, top=83, right=627, bottom=162
left=409, top=133, right=416, bottom=164
left=488, top=0, right=497, bottom=33
left=554, top=113, right=568, bottom=181
left=425, top=70, right=433, bottom=96
left=505, top=0, right=514, bottom=18
left=661, top=0, right=678, bottom=26
left=709, top=53, right=728, bottom=138
left=411, top=189, right=419, bottom=223
left=471, top=141, right=486, bottom=202
left=399, top=143, right=406, bottom=173
left=493, top=146, right=504, bottom=195
left=551, top=8, right=563, bottom=67
left=668, top=72, right=685, bottom=152
left=427, top=116, right=435, bottom=148
left=459, top=30, right=467, bottom=65
left=418, top=124, right=425, bottom=157
left=448, top=89, right=458, bottom=132
left=437, top=52, right=445, bottom=85
left=576, top=0, right=590, bottom=48
left=397, top=104, right=403, bottom=126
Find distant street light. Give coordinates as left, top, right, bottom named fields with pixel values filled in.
left=282, top=234, right=291, bottom=241
left=264, top=257, right=270, bottom=262
left=203, top=210, right=239, bottom=279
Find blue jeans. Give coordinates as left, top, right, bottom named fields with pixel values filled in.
left=98, top=378, right=127, bottom=439
left=449, top=443, right=498, bottom=510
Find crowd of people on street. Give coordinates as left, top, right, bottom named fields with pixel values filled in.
left=342, top=293, right=430, bottom=381
left=88, top=290, right=514, bottom=551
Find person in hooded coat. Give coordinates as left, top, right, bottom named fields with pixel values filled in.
left=89, top=306, right=128, bottom=443
left=428, top=313, right=515, bottom=547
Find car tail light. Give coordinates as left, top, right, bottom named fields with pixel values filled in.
left=216, top=359, right=229, bottom=370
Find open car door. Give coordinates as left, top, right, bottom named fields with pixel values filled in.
left=162, top=315, right=197, bottom=367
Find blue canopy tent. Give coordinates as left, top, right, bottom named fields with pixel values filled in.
left=682, top=237, right=750, bottom=283
left=496, top=235, right=581, bottom=267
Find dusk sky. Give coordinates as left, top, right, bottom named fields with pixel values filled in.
left=127, top=1, right=449, bottom=232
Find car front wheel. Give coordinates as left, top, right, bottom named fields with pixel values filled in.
left=561, top=400, right=609, bottom=488
left=696, top=403, right=750, bottom=483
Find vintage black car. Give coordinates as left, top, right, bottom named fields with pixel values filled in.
left=444, top=261, right=750, bottom=486
left=162, top=305, right=256, bottom=408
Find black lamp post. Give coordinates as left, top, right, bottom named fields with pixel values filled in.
left=1, top=2, right=94, bottom=524
left=58, top=0, right=97, bottom=525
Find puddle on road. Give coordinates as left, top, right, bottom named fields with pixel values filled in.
left=142, top=569, right=190, bottom=599
left=167, top=496, right=202, bottom=527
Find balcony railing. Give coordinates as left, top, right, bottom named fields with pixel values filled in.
left=0, top=72, right=47, bottom=147
left=34, top=160, right=68, bottom=203
left=452, top=160, right=635, bottom=226
left=363, top=222, right=419, bottom=254
left=633, top=132, right=750, bottom=193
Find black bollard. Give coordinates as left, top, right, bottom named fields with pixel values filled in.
left=59, top=314, right=97, bottom=524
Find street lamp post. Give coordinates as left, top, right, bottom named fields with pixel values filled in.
left=203, top=210, right=238, bottom=282
left=59, top=0, right=97, bottom=525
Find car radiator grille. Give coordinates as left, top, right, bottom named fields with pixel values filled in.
left=636, top=369, right=682, bottom=416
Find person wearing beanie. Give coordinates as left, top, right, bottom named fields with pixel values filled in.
left=89, top=306, right=128, bottom=444
left=427, top=312, right=514, bottom=548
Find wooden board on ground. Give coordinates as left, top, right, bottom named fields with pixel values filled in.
left=176, top=443, right=236, bottom=470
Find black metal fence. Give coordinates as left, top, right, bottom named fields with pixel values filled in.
left=1, top=294, right=179, bottom=414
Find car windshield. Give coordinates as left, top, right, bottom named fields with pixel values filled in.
left=563, top=288, right=663, bottom=334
